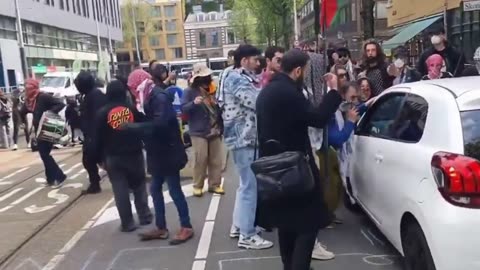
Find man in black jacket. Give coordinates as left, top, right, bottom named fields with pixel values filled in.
left=74, top=71, right=107, bottom=194
left=360, top=40, right=395, bottom=96
left=92, top=80, right=152, bottom=232
left=417, top=27, right=465, bottom=77
left=256, top=49, right=342, bottom=270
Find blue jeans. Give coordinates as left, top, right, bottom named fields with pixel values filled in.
left=232, top=147, right=257, bottom=237
left=150, top=172, right=192, bottom=230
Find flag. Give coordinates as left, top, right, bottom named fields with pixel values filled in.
left=320, top=0, right=338, bottom=30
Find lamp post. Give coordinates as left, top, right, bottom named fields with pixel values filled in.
left=13, top=0, right=28, bottom=79
left=293, top=0, right=299, bottom=42
left=131, top=1, right=142, bottom=66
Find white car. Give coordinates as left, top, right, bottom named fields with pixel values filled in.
left=349, top=77, right=480, bottom=270
left=40, top=72, right=79, bottom=97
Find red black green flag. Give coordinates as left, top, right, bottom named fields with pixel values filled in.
left=320, top=0, right=339, bottom=30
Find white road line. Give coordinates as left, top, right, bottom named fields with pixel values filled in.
left=0, top=167, right=30, bottom=185
left=205, top=195, right=221, bottom=221
left=58, top=231, right=86, bottom=253
left=11, top=187, right=43, bottom=205
left=191, top=260, right=206, bottom=270
left=194, top=221, right=215, bottom=260
left=63, top=163, right=82, bottom=174
left=367, top=229, right=386, bottom=246
left=2, top=167, right=30, bottom=180
left=69, top=169, right=86, bottom=180
left=191, top=179, right=223, bottom=269
left=361, top=229, right=375, bottom=246
left=42, top=197, right=114, bottom=270
left=0, top=188, right=23, bottom=202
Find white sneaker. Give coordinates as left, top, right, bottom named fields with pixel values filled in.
left=230, top=225, right=240, bottom=238
left=238, top=234, right=273, bottom=250
left=311, top=241, right=335, bottom=260
left=27, top=142, right=31, bottom=148
left=12, top=144, right=18, bottom=151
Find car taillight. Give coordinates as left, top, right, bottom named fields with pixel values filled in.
left=431, top=151, right=480, bottom=208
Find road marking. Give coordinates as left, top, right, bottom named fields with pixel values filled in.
left=192, top=260, right=206, bottom=270
left=192, top=178, right=223, bottom=269
left=13, top=258, right=43, bottom=270
left=63, top=163, right=82, bottom=174
left=0, top=167, right=30, bottom=185
left=42, top=197, right=114, bottom=270
left=367, top=228, right=386, bottom=246
left=0, top=188, right=23, bottom=202
left=360, top=229, right=375, bottom=246
left=24, top=183, right=84, bottom=214
left=11, top=187, right=43, bottom=205
left=105, top=247, right=176, bottom=270
left=69, top=169, right=86, bottom=180
left=79, top=251, right=97, bottom=270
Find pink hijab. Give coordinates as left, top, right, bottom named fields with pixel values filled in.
left=426, top=54, right=444, bottom=79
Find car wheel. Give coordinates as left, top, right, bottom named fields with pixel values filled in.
left=402, top=221, right=436, bottom=270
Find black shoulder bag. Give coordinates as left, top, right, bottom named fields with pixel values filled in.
left=251, top=139, right=315, bottom=202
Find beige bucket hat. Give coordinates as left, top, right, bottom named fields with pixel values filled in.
left=190, top=62, right=213, bottom=83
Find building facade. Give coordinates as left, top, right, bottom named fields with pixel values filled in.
left=0, top=0, right=122, bottom=86
left=386, top=0, right=480, bottom=62
left=116, top=0, right=186, bottom=75
left=183, top=7, right=238, bottom=59
left=298, top=0, right=391, bottom=59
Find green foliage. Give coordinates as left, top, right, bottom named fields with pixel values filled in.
left=228, top=0, right=304, bottom=48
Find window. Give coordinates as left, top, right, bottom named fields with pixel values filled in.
left=164, top=5, right=175, bottom=17
left=167, top=34, right=177, bottom=46
left=166, top=20, right=176, bottom=31
left=172, top=47, right=183, bottom=58
left=155, top=49, right=165, bottom=60
left=211, top=31, right=219, bottom=47
left=153, top=21, right=163, bottom=32
left=357, top=93, right=428, bottom=143
left=197, top=13, right=205, bottom=21
left=151, top=6, right=161, bottom=17
left=149, top=36, right=160, bottom=47
left=137, top=22, right=145, bottom=33
left=199, top=31, right=206, bottom=47
left=76, top=0, right=81, bottom=16
left=227, top=30, right=235, bottom=44
left=66, top=0, right=70, bottom=11
left=59, top=0, right=64, bottom=9
left=357, top=93, right=406, bottom=139
left=462, top=110, right=480, bottom=160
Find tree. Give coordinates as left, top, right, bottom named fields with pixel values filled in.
left=361, top=0, right=375, bottom=40
left=229, top=0, right=257, bottom=44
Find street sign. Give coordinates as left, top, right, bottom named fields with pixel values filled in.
left=32, top=64, right=46, bottom=74
left=464, top=0, right=480, bottom=11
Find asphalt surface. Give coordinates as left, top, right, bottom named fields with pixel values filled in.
left=1, top=151, right=405, bottom=270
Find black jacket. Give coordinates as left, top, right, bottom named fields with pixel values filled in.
left=32, top=93, right=65, bottom=131
left=417, top=44, right=465, bottom=77
left=255, top=72, right=342, bottom=233
left=125, top=86, right=187, bottom=176
left=92, top=102, right=145, bottom=164
left=79, top=89, right=107, bottom=139
left=365, top=62, right=395, bottom=96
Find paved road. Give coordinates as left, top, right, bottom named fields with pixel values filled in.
left=1, top=153, right=404, bottom=270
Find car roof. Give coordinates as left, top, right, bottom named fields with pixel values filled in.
left=43, top=72, right=77, bottom=77
left=407, top=77, right=480, bottom=97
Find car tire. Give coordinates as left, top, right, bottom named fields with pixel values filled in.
left=402, top=221, right=436, bottom=270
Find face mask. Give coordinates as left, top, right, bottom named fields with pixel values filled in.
left=394, top=58, right=405, bottom=69
left=431, top=35, right=444, bottom=50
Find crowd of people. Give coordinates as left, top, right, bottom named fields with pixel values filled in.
left=1, top=24, right=479, bottom=270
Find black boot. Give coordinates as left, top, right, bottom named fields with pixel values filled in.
left=82, top=183, right=101, bottom=194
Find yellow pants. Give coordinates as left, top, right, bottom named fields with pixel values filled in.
left=316, top=148, right=343, bottom=213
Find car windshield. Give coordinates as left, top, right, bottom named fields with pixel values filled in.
left=461, top=110, right=480, bottom=160
left=41, top=77, right=66, bottom=88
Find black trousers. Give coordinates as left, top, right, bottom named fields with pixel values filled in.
left=278, top=229, right=317, bottom=270
left=12, top=110, right=29, bottom=145
left=82, top=143, right=101, bottom=187
left=106, top=153, right=152, bottom=229
left=38, top=140, right=66, bottom=184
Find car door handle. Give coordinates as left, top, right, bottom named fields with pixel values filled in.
left=374, top=154, right=384, bottom=162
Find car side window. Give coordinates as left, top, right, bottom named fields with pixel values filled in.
left=389, top=94, right=428, bottom=143
left=65, top=78, right=71, bottom=88
left=357, top=93, right=406, bottom=139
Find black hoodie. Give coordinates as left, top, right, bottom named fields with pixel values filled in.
left=91, top=80, right=145, bottom=164
left=74, top=71, right=107, bottom=140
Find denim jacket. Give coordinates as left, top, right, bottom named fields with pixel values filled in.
left=220, top=68, right=260, bottom=150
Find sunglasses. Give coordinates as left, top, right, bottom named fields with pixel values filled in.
left=338, top=54, right=349, bottom=59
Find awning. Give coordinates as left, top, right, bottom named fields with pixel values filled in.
left=382, top=16, right=442, bottom=50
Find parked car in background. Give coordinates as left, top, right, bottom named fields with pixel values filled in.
left=348, top=77, right=480, bottom=270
